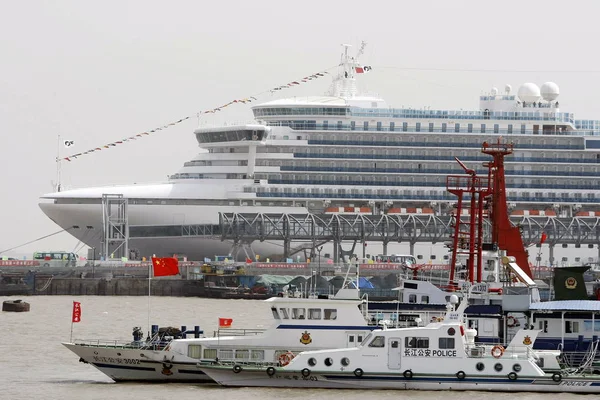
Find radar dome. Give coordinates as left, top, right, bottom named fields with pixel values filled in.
left=491, top=87, right=499, bottom=96
left=505, top=84, right=512, bottom=94
left=518, top=83, right=541, bottom=103
left=540, top=82, right=560, bottom=101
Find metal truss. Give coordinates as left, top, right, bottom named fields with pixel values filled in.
left=219, top=213, right=600, bottom=247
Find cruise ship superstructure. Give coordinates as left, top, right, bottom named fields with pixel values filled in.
left=39, top=44, right=600, bottom=260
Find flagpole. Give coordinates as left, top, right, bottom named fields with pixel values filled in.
left=70, top=318, right=74, bottom=342
left=148, top=261, right=151, bottom=340
left=56, top=134, right=62, bottom=192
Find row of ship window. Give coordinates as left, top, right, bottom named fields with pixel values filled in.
left=252, top=106, right=586, bottom=124
left=264, top=120, right=599, bottom=137
left=256, top=183, right=597, bottom=196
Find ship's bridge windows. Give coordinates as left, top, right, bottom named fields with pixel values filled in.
left=468, top=123, right=473, bottom=133
left=279, top=308, right=290, bottom=319
left=364, top=121, right=369, bottom=131
left=271, top=307, right=280, bottom=319
left=416, top=123, right=421, bottom=132
left=439, top=337, right=455, bottom=349
left=308, top=308, right=322, bottom=320
left=324, top=308, right=337, bottom=320
left=402, top=122, right=408, bottom=132
left=405, top=337, right=429, bottom=348
left=566, top=321, right=580, bottom=334
left=455, top=123, right=460, bottom=133
left=368, top=336, right=385, bottom=348
left=429, top=122, right=434, bottom=132
left=292, top=308, right=306, bottom=319
left=196, top=128, right=266, bottom=144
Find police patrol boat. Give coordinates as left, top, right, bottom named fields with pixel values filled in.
left=198, top=296, right=600, bottom=394
left=63, top=274, right=464, bottom=383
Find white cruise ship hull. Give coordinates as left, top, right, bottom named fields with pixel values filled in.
left=40, top=196, right=303, bottom=260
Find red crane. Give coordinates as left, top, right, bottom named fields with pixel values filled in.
left=446, top=139, right=532, bottom=286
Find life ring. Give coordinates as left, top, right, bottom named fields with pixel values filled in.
left=403, top=369, right=413, bottom=379
left=552, top=372, right=562, bottom=382
left=266, top=367, right=276, bottom=376
left=301, top=368, right=311, bottom=377
left=491, top=345, right=504, bottom=359
left=456, top=371, right=466, bottom=380
left=507, top=316, right=517, bottom=328
left=508, top=372, right=518, bottom=381
left=233, top=365, right=242, bottom=373
left=354, top=368, right=364, bottom=377
left=278, top=352, right=294, bottom=366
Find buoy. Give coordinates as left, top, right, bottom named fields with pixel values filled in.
left=2, top=300, right=30, bottom=312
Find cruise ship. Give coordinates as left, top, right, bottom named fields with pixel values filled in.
left=39, top=44, right=600, bottom=261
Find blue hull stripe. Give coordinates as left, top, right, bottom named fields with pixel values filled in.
left=277, top=325, right=375, bottom=330
left=325, top=375, right=535, bottom=384
left=93, top=363, right=156, bottom=372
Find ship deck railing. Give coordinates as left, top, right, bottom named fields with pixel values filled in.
left=72, top=338, right=172, bottom=350
left=213, top=328, right=266, bottom=337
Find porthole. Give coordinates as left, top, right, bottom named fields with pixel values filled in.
left=341, top=357, right=350, bottom=366
left=513, top=363, right=522, bottom=372
left=494, top=363, right=503, bottom=372
left=324, top=357, right=333, bottom=366
left=476, top=362, right=484, bottom=371
left=308, top=357, right=317, bottom=367
left=447, top=327, right=456, bottom=336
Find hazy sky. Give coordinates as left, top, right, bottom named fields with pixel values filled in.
left=1, top=0, right=599, bottom=263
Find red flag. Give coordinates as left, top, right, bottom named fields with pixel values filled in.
left=219, top=318, right=233, bottom=328
left=540, top=232, right=547, bottom=244
left=355, top=66, right=364, bottom=74
left=245, top=258, right=253, bottom=264
left=151, top=257, right=179, bottom=277
left=72, top=301, right=81, bottom=323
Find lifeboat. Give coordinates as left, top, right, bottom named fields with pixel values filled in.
left=325, top=207, right=372, bottom=214
left=510, top=209, right=557, bottom=217
left=387, top=207, right=434, bottom=215
left=575, top=211, right=600, bottom=217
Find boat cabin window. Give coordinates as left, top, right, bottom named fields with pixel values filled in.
left=203, top=348, right=217, bottom=359
left=408, top=294, right=417, bottom=303
left=405, top=337, right=429, bottom=348
left=279, top=308, right=290, bottom=319
left=439, top=338, right=455, bottom=349
left=565, top=321, right=579, bottom=334
left=308, top=308, right=321, bottom=320
left=324, top=308, right=337, bottom=320
left=538, top=320, right=548, bottom=333
left=188, top=345, right=202, bottom=359
left=368, top=336, right=385, bottom=348
left=292, top=308, right=306, bottom=319
left=271, top=307, right=280, bottom=319
left=421, top=295, right=429, bottom=304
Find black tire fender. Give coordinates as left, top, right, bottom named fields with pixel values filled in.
left=266, top=366, right=276, bottom=376
left=403, top=369, right=413, bottom=379
left=508, top=372, right=518, bottom=381
left=456, top=370, right=466, bottom=380
left=301, top=368, right=310, bottom=377
left=353, top=368, right=363, bottom=377
left=233, top=365, right=242, bottom=373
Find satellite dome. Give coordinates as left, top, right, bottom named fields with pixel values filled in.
left=505, top=84, right=512, bottom=94
left=540, top=82, right=560, bottom=101
left=518, top=83, right=541, bottom=103
left=491, top=87, right=499, bottom=96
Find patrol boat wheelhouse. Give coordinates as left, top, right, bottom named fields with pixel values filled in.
left=39, top=43, right=600, bottom=260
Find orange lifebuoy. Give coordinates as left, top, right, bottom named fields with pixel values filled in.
left=491, top=345, right=504, bottom=359
left=507, top=316, right=517, bottom=328
left=278, top=352, right=294, bottom=366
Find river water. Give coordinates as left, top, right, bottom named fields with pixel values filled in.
left=0, top=295, right=587, bottom=400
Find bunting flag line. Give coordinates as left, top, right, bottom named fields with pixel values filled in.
left=59, top=68, right=333, bottom=162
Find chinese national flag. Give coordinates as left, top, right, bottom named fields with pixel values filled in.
left=219, top=318, right=233, bottom=328
left=72, top=301, right=81, bottom=323
left=151, top=257, right=180, bottom=277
